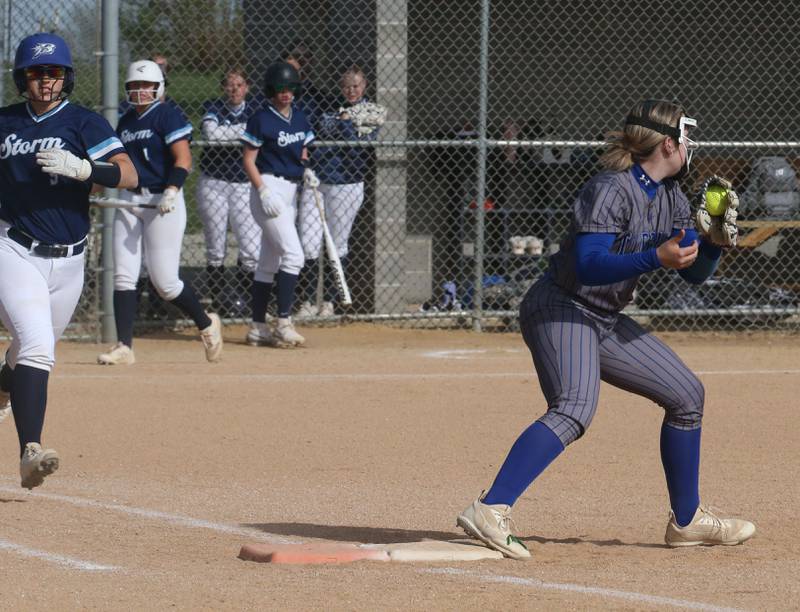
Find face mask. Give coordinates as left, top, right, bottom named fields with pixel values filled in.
left=671, top=116, right=698, bottom=180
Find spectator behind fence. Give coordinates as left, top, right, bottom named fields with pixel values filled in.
left=297, top=65, right=379, bottom=317
left=283, top=41, right=330, bottom=116
left=196, top=68, right=262, bottom=317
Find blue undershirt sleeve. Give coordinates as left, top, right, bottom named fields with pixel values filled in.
left=675, top=228, right=722, bottom=285
left=575, top=233, right=661, bottom=286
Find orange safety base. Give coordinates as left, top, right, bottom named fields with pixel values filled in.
left=239, top=542, right=390, bottom=564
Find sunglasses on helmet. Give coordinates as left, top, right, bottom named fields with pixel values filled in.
left=25, top=65, right=66, bottom=80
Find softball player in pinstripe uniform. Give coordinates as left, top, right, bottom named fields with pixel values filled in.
left=457, top=100, right=755, bottom=559
left=97, top=60, right=223, bottom=365
left=197, top=68, right=262, bottom=315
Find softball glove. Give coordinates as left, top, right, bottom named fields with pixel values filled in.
left=695, top=175, right=739, bottom=247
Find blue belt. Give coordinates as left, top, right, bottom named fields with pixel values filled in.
left=7, top=227, right=86, bottom=258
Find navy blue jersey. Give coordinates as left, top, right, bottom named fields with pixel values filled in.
left=117, top=100, right=192, bottom=189
left=548, top=169, right=693, bottom=312
left=0, top=100, right=125, bottom=243
left=241, top=103, right=314, bottom=179
left=199, top=96, right=261, bottom=182
left=311, top=96, right=377, bottom=184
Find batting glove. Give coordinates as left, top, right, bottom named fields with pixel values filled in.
left=303, top=168, right=320, bottom=189
left=36, top=148, right=92, bottom=181
left=158, top=187, right=178, bottom=215
left=259, top=185, right=282, bottom=218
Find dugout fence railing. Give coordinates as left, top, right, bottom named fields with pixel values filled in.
left=1, top=0, right=800, bottom=341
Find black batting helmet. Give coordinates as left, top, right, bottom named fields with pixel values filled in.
left=263, top=61, right=301, bottom=98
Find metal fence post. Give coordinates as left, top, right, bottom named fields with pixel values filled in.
left=472, top=0, right=490, bottom=333
left=100, top=0, right=119, bottom=343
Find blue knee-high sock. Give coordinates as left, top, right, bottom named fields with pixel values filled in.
left=251, top=281, right=273, bottom=323
left=10, top=364, right=49, bottom=456
left=483, top=421, right=565, bottom=506
left=660, top=423, right=701, bottom=526
left=170, top=285, right=212, bottom=330
left=275, top=270, right=299, bottom=318
left=113, top=289, right=137, bottom=348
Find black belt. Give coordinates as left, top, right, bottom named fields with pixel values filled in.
left=7, top=227, right=86, bottom=258
left=129, top=186, right=166, bottom=194
left=269, top=173, right=302, bottom=185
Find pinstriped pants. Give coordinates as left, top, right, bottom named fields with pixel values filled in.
left=520, top=276, right=704, bottom=447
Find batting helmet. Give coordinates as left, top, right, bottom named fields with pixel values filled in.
left=125, top=60, right=165, bottom=106
left=263, top=61, right=301, bottom=98
left=13, top=32, right=75, bottom=99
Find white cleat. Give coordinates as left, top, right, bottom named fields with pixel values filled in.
left=665, top=504, right=756, bottom=547
left=200, top=313, right=223, bottom=362
left=246, top=321, right=274, bottom=347
left=273, top=317, right=305, bottom=347
left=457, top=495, right=531, bottom=560
left=0, top=400, right=11, bottom=424
left=20, top=442, right=59, bottom=490
left=97, top=342, right=135, bottom=365
left=319, top=301, right=335, bottom=317
left=296, top=301, right=318, bottom=318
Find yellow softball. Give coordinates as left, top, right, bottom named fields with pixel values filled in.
left=704, top=185, right=728, bottom=216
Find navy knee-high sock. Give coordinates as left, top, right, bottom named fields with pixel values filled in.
left=0, top=360, right=13, bottom=394
left=275, top=270, right=299, bottom=318
left=170, top=285, right=212, bottom=330
left=113, top=289, right=138, bottom=348
left=11, top=365, right=49, bottom=456
left=251, top=281, right=273, bottom=323
left=660, top=423, right=701, bottom=526
left=483, top=421, right=565, bottom=506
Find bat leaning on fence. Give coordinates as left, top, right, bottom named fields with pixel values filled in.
left=89, top=196, right=158, bottom=210
left=308, top=184, right=353, bottom=306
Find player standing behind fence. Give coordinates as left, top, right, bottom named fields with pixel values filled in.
left=241, top=61, right=317, bottom=348
left=297, top=65, right=378, bottom=317
left=97, top=60, right=223, bottom=365
left=197, top=68, right=262, bottom=317
left=0, top=33, right=137, bottom=487
left=456, top=99, right=755, bottom=559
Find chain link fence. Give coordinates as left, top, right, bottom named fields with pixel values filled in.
left=3, top=0, right=800, bottom=340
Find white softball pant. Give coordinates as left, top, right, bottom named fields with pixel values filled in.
left=249, top=173, right=304, bottom=283
left=112, top=188, right=187, bottom=300
left=196, top=175, right=261, bottom=272
left=0, top=221, right=85, bottom=372
left=299, top=182, right=364, bottom=259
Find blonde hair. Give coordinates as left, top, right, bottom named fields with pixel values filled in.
left=600, top=99, right=685, bottom=171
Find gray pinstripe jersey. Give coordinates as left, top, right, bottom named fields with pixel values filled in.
left=549, top=169, right=693, bottom=312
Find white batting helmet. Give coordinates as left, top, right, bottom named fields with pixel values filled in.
left=125, top=59, right=165, bottom=105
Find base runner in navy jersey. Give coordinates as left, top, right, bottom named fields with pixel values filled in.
left=96, top=60, right=223, bottom=365
left=456, top=99, right=755, bottom=559
left=241, top=61, right=317, bottom=348
left=196, top=67, right=262, bottom=316
left=0, top=33, right=138, bottom=488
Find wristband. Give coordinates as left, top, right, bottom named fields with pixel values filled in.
left=89, top=161, right=122, bottom=187
left=166, top=166, right=189, bottom=189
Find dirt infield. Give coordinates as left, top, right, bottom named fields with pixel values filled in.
left=1, top=324, right=798, bottom=610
